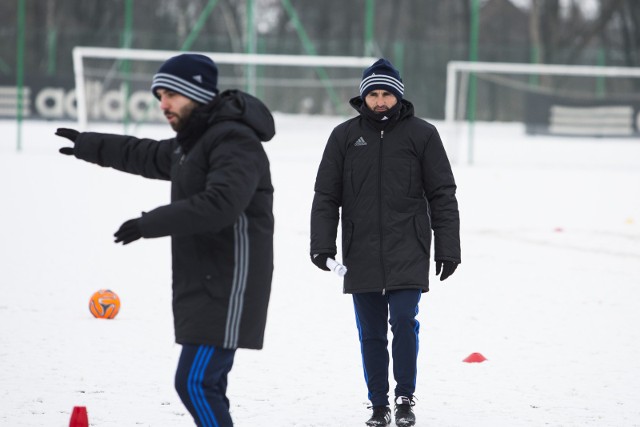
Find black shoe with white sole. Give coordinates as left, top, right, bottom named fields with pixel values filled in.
left=394, top=396, right=416, bottom=427
left=365, top=405, right=391, bottom=426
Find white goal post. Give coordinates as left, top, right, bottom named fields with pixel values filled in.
left=446, top=60, right=640, bottom=122
left=73, top=46, right=377, bottom=129
left=445, top=60, right=640, bottom=164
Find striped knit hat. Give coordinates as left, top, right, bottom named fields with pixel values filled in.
left=359, top=58, right=404, bottom=101
left=151, top=54, right=219, bottom=104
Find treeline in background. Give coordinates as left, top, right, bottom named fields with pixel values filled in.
left=1, top=0, right=639, bottom=121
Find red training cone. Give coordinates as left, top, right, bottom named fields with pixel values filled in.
left=69, top=406, right=89, bottom=427
left=463, top=352, right=487, bottom=363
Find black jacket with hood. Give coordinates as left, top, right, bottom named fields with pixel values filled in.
left=311, top=97, right=460, bottom=293
left=73, top=90, right=275, bottom=349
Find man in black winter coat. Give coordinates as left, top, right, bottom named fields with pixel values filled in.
left=310, top=58, right=461, bottom=427
left=55, top=54, right=275, bottom=427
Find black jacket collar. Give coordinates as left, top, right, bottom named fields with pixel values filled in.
left=177, top=90, right=276, bottom=153
left=348, top=96, right=414, bottom=132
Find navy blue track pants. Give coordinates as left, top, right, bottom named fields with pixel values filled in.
left=353, top=289, right=421, bottom=407
left=175, top=345, right=236, bottom=427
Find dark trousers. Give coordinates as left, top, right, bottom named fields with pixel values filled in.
left=175, top=344, right=236, bottom=427
left=353, top=289, right=421, bottom=407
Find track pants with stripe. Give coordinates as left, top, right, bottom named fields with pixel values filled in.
left=175, top=345, right=236, bottom=427
left=353, top=289, right=421, bottom=407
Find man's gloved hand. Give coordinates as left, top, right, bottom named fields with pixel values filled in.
left=55, top=128, right=79, bottom=155
left=436, top=260, right=458, bottom=281
left=114, top=218, right=142, bottom=245
left=311, top=253, right=335, bottom=271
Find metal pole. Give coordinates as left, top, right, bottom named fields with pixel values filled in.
left=364, top=0, right=375, bottom=56
left=74, top=47, right=376, bottom=68
left=181, top=0, right=220, bottom=51
left=445, top=62, right=458, bottom=123
left=529, top=44, right=540, bottom=85
left=73, top=48, right=88, bottom=130
left=16, top=0, right=26, bottom=152
left=46, top=0, right=57, bottom=76
left=280, top=0, right=345, bottom=114
left=246, top=0, right=257, bottom=94
left=596, top=48, right=606, bottom=98
left=393, top=41, right=404, bottom=76
left=447, top=60, right=640, bottom=77
left=467, top=0, right=480, bottom=165
left=121, top=0, right=133, bottom=131
left=47, top=29, right=57, bottom=76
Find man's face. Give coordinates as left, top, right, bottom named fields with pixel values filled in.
left=156, top=88, right=199, bottom=132
left=364, top=89, right=398, bottom=113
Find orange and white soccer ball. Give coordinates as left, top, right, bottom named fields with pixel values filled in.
left=89, top=289, right=121, bottom=319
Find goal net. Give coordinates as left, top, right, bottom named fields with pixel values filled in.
left=445, top=61, right=640, bottom=163
left=72, top=47, right=377, bottom=130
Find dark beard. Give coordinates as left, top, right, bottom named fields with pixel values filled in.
left=175, top=98, right=221, bottom=153
left=170, top=116, right=187, bottom=132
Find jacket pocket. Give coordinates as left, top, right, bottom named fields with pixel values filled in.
left=413, top=214, right=431, bottom=255
left=202, top=273, right=230, bottom=299
left=197, top=235, right=232, bottom=300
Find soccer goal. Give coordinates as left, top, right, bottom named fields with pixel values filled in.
left=444, top=61, right=640, bottom=164
left=72, top=46, right=377, bottom=130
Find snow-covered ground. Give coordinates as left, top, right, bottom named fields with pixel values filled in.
left=1, top=116, right=639, bottom=426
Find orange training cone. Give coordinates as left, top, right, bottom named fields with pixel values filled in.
left=69, top=406, right=89, bottom=427
left=463, top=352, right=487, bottom=363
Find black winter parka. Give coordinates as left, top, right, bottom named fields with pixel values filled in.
left=73, top=90, right=274, bottom=349
left=311, top=97, right=460, bottom=293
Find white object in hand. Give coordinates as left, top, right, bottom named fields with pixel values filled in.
left=326, top=258, right=347, bottom=277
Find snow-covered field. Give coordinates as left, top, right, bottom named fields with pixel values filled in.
left=1, top=116, right=639, bottom=426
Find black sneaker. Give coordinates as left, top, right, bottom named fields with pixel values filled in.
left=394, top=396, right=416, bottom=427
left=365, top=405, right=391, bottom=426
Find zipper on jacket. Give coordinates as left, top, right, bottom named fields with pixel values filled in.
left=179, top=153, right=186, bottom=165
left=378, top=129, right=387, bottom=295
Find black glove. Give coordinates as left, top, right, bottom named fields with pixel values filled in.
left=114, top=218, right=142, bottom=245
left=436, top=260, right=458, bottom=281
left=55, top=128, right=79, bottom=155
left=311, top=253, right=335, bottom=272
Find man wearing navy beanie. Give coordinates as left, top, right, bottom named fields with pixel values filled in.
left=151, top=54, right=219, bottom=106
left=55, top=53, right=276, bottom=427
left=359, top=58, right=404, bottom=102
left=311, top=58, right=461, bottom=427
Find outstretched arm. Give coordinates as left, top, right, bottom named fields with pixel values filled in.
left=54, top=127, right=174, bottom=180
